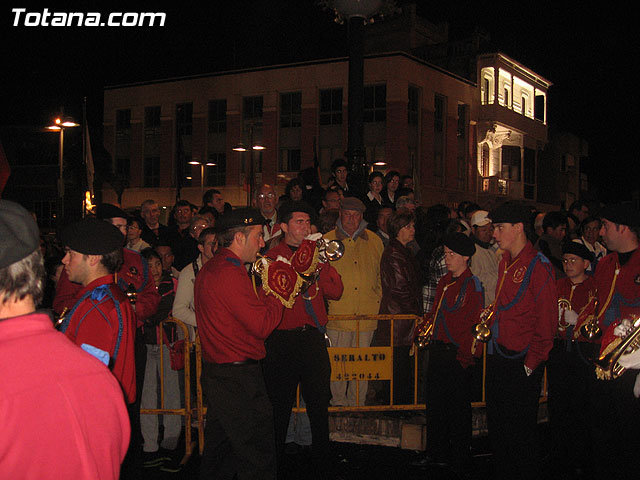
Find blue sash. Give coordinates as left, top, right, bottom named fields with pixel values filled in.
left=434, top=275, right=483, bottom=347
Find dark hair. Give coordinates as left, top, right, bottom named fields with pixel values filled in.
left=578, top=216, right=601, bottom=234
left=317, top=210, right=339, bottom=234
left=198, top=227, right=217, bottom=245
left=542, top=211, right=568, bottom=232
left=395, top=187, right=414, bottom=198
left=331, top=158, right=347, bottom=174
left=198, top=205, right=219, bottom=219
left=387, top=209, right=415, bottom=241
left=219, top=226, right=253, bottom=248
left=101, top=248, right=124, bottom=274
left=141, top=247, right=161, bottom=263
left=174, top=199, right=191, bottom=209
left=127, top=216, right=144, bottom=229
left=278, top=201, right=315, bottom=225
left=368, top=171, right=384, bottom=184
left=383, top=170, right=400, bottom=186
left=202, top=189, right=221, bottom=206
left=568, top=200, right=588, bottom=214
left=322, top=188, right=340, bottom=202
left=284, top=178, right=304, bottom=198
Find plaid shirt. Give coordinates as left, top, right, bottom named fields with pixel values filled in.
left=422, top=245, right=448, bottom=313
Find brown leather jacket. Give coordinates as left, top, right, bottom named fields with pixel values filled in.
left=378, top=239, right=424, bottom=346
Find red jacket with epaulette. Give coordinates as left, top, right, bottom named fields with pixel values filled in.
left=595, top=248, right=640, bottom=354
left=556, top=275, right=597, bottom=342
left=429, top=268, right=484, bottom=368
left=488, top=242, right=557, bottom=370
left=54, top=247, right=160, bottom=328
left=60, top=275, right=137, bottom=403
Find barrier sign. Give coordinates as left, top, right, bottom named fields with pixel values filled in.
left=329, top=347, right=393, bottom=381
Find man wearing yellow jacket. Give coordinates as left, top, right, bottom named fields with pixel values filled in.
left=325, top=197, right=384, bottom=406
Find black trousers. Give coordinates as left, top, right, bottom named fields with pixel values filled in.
left=485, top=351, right=544, bottom=480
left=199, top=361, right=276, bottom=480
left=262, top=327, right=331, bottom=473
left=546, top=340, right=599, bottom=473
left=425, top=342, right=472, bottom=469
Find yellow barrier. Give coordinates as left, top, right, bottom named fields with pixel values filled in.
left=139, top=317, right=196, bottom=466
left=161, top=315, right=548, bottom=456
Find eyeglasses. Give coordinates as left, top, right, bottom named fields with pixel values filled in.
left=257, top=193, right=275, bottom=200
left=562, top=257, right=581, bottom=265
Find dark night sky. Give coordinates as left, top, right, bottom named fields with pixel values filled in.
left=2, top=1, right=636, bottom=202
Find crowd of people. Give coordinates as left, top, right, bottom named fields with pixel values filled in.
left=2, top=158, right=640, bottom=480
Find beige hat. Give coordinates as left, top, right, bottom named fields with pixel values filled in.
left=470, top=210, right=491, bottom=227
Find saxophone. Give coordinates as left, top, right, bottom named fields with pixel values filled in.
left=595, top=315, right=640, bottom=380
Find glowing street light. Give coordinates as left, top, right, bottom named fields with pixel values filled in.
left=233, top=124, right=265, bottom=206
left=188, top=159, right=216, bottom=197
left=46, top=115, right=79, bottom=224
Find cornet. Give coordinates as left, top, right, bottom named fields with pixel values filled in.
left=471, top=304, right=494, bottom=354
left=595, top=315, right=640, bottom=380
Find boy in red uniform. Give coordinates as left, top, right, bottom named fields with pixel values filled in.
left=485, top=203, right=557, bottom=480
left=59, top=217, right=137, bottom=404
left=421, top=232, right=483, bottom=476
left=547, top=241, right=597, bottom=477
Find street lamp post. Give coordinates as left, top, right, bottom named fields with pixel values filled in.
left=188, top=158, right=216, bottom=199
left=46, top=116, right=79, bottom=225
left=233, top=124, right=265, bottom=207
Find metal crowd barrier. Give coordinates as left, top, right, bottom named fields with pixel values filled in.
left=139, top=317, right=196, bottom=466
left=152, top=315, right=548, bottom=457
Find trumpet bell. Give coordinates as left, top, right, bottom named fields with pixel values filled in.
left=319, top=239, right=344, bottom=262
left=580, top=318, right=602, bottom=340
left=471, top=322, right=492, bottom=342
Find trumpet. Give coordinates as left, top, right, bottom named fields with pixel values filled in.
left=317, top=238, right=345, bottom=263
left=471, top=304, right=494, bottom=354
left=414, top=315, right=435, bottom=348
left=579, top=298, right=602, bottom=340
left=595, top=315, right=640, bottom=380
left=557, top=298, right=572, bottom=331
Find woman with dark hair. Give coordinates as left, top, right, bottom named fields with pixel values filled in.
left=363, top=171, right=385, bottom=228
left=327, top=158, right=350, bottom=194
left=382, top=170, right=401, bottom=207
left=375, top=209, right=423, bottom=404
left=279, top=177, right=305, bottom=205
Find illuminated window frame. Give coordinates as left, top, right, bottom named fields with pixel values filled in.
left=480, top=68, right=495, bottom=105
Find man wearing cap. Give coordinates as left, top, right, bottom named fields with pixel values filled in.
left=262, top=201, right=344, bottom=476
left=58, top=217, right=138, bottom=405
left=590, top=203, right=640, bottom=477
left=0, top=201, right=130, bottom=479
left=546, top=242, right=597, bottom=475
left=417, top=232, right=483, bottom=474
left=324, top=196, right=384, bottom=406
left=485, top=202, right=557, bottom=480
left=195, top=208, right=294, bottom=479
left=53, top=203, right=160, bottom=327
left=469, top=210, right=499, bottom=307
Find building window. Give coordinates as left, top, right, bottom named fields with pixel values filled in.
left=501, top=145, right=520, bottom=182
left=33, top=200, right=57, bottom=230
left=206, top=153, right=226, bottom=186
left=176, top=103, right=193, bottom=136
left=480, top=68, right=495, bottom=105
left=116, top=109, right=131, bottom=132
left=144, top=106, right=161, bottom=130
left=280, top=92, right=301, bottom=128
left=456, top=104, right=468, bottom=191
left=208, top=99, right=227, bottom=133
left=434, top=94, right=446, bottom=184
left=116, top=157, right=130, bottom=178
left=319, top=88, right=342, bottom=125
left=143, top=157, right=160, bottom=188
left=279, top=149, right=301, bottom=172
left=534, top=92, right=546, bottom=123
left=523, top=147, right=536, bottom=200
left=243, top=96, right=263, bottom=120
left=364, top=84, right=386, bottom=123
left=408, top=86, right=419, bottom=125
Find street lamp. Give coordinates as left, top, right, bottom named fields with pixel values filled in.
left=233, top=124, right=265, bottom=206
left=188, top=159, right=216, bottom=198
left=46, top=116, right=79, bottom=224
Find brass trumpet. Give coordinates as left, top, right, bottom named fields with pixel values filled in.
left=557, top=298, right=572, bottom=331
left=595, top=315, right=640, bottom=380
left=579, top=298, right=602, bottom=340
left=471, top=304, right=494, bottom=354
left=414, top=315, right=435, bottom=348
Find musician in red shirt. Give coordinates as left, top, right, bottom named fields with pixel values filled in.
left=485, top=203, right=557, bottom=480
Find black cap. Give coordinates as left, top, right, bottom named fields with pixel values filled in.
left=562, top=241, right=594, bottom=262
left=60, top=217, right=124, bottom=255
left=96, top=203, right=128, bottom=220
left=600, top=203, right=640, bottom=228
left=0, top=200, right=40, bottom=269
left=488, top=203, right=530, bottom=225
left=215, top=208, right=267, bottom=233
left=444, top=232, right=476, bottom=257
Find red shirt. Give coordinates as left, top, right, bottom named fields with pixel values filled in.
left=490, top=242, right=557, bottom=370
left=266, top=241, right=343, bottom=330
left=595, top=248, right=640, bottom=353
left=62, top=275, right=137, bottom=403
left=556, top=275, right=597, bottom=341
left=429, top=268, right=484, bottom=367
left=1, top=312, right=130, bottom=479
left=194, top=248, right=284, bottom=363
left=54, top=247, right=160, bottom=327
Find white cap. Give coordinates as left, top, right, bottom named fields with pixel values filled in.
left=470, top=210, right=491, bottom=227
